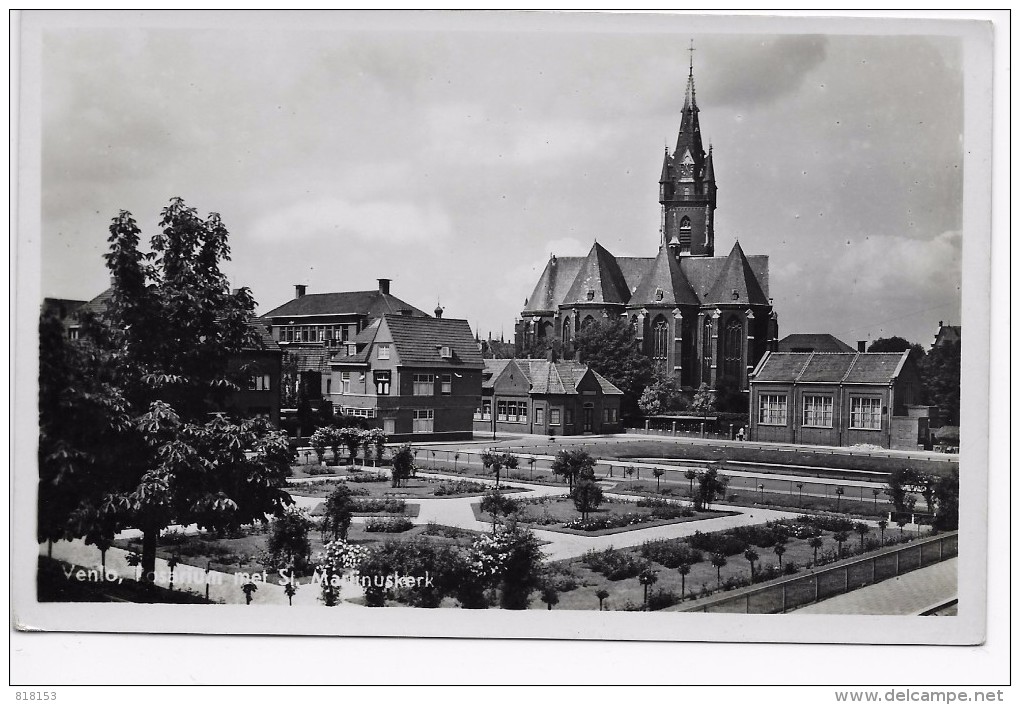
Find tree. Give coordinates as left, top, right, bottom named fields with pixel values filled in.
left=854, top=521, right=871, bottom=550
left=877, top=519, right=888, bottom=544
left=480, top=489, right=519, bottom=533
left=690, top=384, right=718, bottom=418
left=571, top=478, right=604, bottom=521
left=481, top=450, right=519, bottom=488
left=677, top=561, right=692, bottom=601
left=338, top=427, right=364, bottom=466
left=596, top=588, right=610, bottom=611
left=796, top=483, right=805, bottom=507
left=284, top=581, right=297, bottom=606
left=320, top=484, right=357, bottom=542
left=932, top=469, right=959, bottom=531
left=710, top=553, right=727, bottom=588
left=453, top=452, right=461, bottom=473
left=167, top=555, right=179, bottom=591
left=867, top=336, right=926, bottom=361
left=39, top=200, right=296, bottom=583
left=833, top=531, right=849, bottom=557
left=572, top=319, right=654, bottom=420
left=468, top=526, right=545, bottom=610
left=550, top=448, right=596, bottom=492
left=540, top=586, right=559, bottom=610
left=369, top=429, right=388, bottom=467
left=809, top=536, right=824, bottom=564
left=744, top=548, right=759, bottom=582
left=308, top=428, right=329, bottom=465
left=241, top=581, right=258, bottom=605
left=264, top=507, right=313, bottom=574
left=834, top=486, right=845, bottom=512
left=921, top=340, right=960, bottom=425
left=773, top=543, right=786, bottom=567
left=390, top=444, right=415, bottom=488
left=638, top=371, right=685, bottom=417
left=684, top=469, right=698, bottom=497
left=653, top=468, right=665, bottom=491
left=638, top=567, right=658, bottom=608
left=694, top=468, right=728, bottom=511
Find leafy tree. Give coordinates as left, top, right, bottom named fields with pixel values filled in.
left=744, top=548, right=759, bottom=581
left=167, top=555, right=179, bottom=591
left=854, top=522, right=871, bottom=550
left=540, top=586, right=560, bottom=610
left=595, top=588, right=610, bottom=611
left=638, top=372, right=685, bottom=416
left=808, top=536, right=824, bottom=564
left=690, top=383, right=718, bottom=418
left=833, top=531, right=849, bottom=557
left=886, top=468, right=919, bottom=514
left=368, top=429, right=389, bottom=467
left=921, top=340, right=960, bottom=425
left=684, top=469, right=698, bottom=497
left=338, top=427, right=364, bottom=466
left=468, top=526, right=545, bottom=610
left=834, top=486, right=845, bottom=512
left=308, top=428, right=328, bottom=465
left=710, top=553, right=727, bottom=588
left=241, top=581, right=258, bottom=605
left=573, top=319, right=654, bottom=419
left=677, top=561, right=692, bottom=601
left=877, top=519, right=889, bottom=543
left=40, top=200, right=295, bottom=582
left=694, top=468, right=728, bottom=511
left=550, top=448, right=596, bottom=492
left=933, top=469, right=959, bottom=531
left=773, top=543, right=786, bottom=567
left=264, top=507, right=313, bottom=574
left=479, top=489, right=519, bottom=533
left=390, top=444, right=415, bottom=488
left=868, top=337, right=926, bottom=361
left=480, top=450, right=519, bottom=488
left=571, top=478, right=604, bottom=521
left=638, top=566, right=658, bottom=607
left=284, top=581, right=297, bottom=606
left=653, top=468, right=665, bottom=491
left=320, top=483, right=357, bottom=542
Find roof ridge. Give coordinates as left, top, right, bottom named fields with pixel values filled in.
left=840, top=352, right=861, bottom=383
left=793, top=352, right=815, bottom=383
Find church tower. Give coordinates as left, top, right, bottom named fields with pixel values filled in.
left=659, top=53, right=716, bottom=257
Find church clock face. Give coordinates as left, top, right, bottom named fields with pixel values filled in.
left=679, top=150, right=695, bottom=181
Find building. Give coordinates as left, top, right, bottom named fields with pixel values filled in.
left=931, top=321, right=961, bottom=348
left=777, top=334, right=856, bottom=354
left=474, top=358, right=623, bottom=437
left=326, top=314, right=483, bottom=441
left=515, top=60, right=776, bottom=394
left=747, top=351, right=927, bottom=449
left=260, top=279, right=430, bottom=407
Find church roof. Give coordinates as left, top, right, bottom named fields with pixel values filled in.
left=703, top=241, right=770, bottom=305
left=562, top=242, right=633, bottom=306
left=629, top=246, right=700, bottom=306
left=524, top=256, right=585, bottom=313
left=674, top=72, right=705, bottom=173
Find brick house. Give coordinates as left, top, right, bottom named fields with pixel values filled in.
left=473, top=358, right=623, bottom=437
left=747, top=351, right=926, bottom=449
left=326, top=314, right=482, bottom=441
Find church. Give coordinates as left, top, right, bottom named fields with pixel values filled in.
left=514, top=61, right=777, bottom=394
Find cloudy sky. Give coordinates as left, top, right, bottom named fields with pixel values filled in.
left=37, top=12, right=967, bottom=348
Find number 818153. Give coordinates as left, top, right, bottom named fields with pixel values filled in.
left=14, top=693, right=56, bottom=700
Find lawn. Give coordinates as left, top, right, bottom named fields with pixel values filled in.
left=530, top=517, right=920, bottom=611
left=288, top=476, right=524, bottom=501
left=471, top=495, right=735, bottom=536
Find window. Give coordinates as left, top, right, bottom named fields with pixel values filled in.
left=497, top=401, right=507, bottom=422
left=517, top=402, right=528, bottom=423
left=373, top=371, right=391, bottom=396
left=701, top=316, right=714, bottom=383
left=248, top=374, right=271, bottom=391
left=441, top=374, right=452, bottom=396
left=722, top=316, right=743, bottom=381
left=413, top=409, right=434, bottom=433
left=482, top=400, right=492, bottom=420
left=609, top=408, right=618, bottom=423
left=603, top=408, right=609, bottom=423
left=413, top=374, right=435, bottom=396
left=341, top=372, right=351, bottom=394
left=549, top=408, right=560, bottom=425
left=347, top=344, right=358, bottom=356
left=652, top=317, right=669, bottom=367
left=377, top=344, right=391, bottom=360
left=326, top=378, right=332, bottom=395
left=758, top=394, right=788, bottom=425
left=68, top=327, right=80, bottom=341
left=850, top=397, right=882, bottom=430
left=439, top=346, right=452, bottom=359
left=341, top=406, right=377, bottom=419
left=679, top=216, right=692, bottom=252
left=564, top=408, right=574, bottom=424
left=535, top=407, right=544, bottom=426
left=802, top=395, right=833, bottom=427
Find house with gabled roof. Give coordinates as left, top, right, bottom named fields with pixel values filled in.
left=514, top=60, right=777, bottom=394
left=474, top=356, right=623, bottom=436
left=747, top=351, right=926, bottom=449
left=325, top=314, right=483, bottom=441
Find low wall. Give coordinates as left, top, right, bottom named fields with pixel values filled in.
left=679, top=532, right=958, bottom=614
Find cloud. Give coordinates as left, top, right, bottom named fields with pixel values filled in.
left=702, top=35, right=828, bottom=107
left=249, top=198, right=453, bottom=246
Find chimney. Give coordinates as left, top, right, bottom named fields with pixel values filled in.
left=857, top=340, right=867, bottom=353
left=294, top=284, right=307, bottom=298
left=378, top=278, right=391, bottom=295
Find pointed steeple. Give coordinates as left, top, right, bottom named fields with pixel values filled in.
left=631, top=245, right=700, bottom=307
left=704, top=241, right=769, bottom=305
left=659, top=147, right=671, bottom=184
left=704, top=144, right=715, bottom=182
left=675, top=70, right=704, bottom=167
left=563, top=242, right=631, bottom=305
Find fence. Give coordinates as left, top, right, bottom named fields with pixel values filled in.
left=679, top=531, right=958, bottom=614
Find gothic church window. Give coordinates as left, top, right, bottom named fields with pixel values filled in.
left=652, top=317, right=669, bottom=373
left=722, top=316, right=743, bottom=382
left=679, top=217, right=692, bottom=253
left=701, top=316, right=714, bottom=383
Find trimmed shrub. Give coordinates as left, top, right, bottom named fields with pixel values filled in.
left=639, top=539, right=704, bottom=569
left=687, top=530, right=748, bottom=556
left=364, top=517, right=414, bottom=533
left=646, top=588, right=681, bottom=611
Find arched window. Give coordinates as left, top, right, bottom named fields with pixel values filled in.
left=562, top=317, right=572, bottom=342
left=701, top=316, right=714, bottom=384
left=581, top=315, right=596, bottom=329
left=722, top=316, right=743, bottom=382
left=679, top=216, right=692, bottom=252
left=539, top=321, right=553, bottom=340
left=651, top=317, right=669, bottom=373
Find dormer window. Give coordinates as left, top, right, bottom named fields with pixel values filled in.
left=439, top=345, right=452, bottom=359
left=655, top=288, right=664, bottom=302
left=586, top=288, right=595, bottom=301
left=347, top=344, right=357, bottom=356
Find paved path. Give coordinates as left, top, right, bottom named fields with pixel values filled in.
left=792, top=557, right=958, bottom=615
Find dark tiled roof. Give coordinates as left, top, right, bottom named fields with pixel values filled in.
left=383, top=316, right=483, bottom=369
left=778, top=333, right=856, bottom=353
left=247, top=317, right=280, bottom=352
left=703, top=241, right=770, bottom=305
left=512, top=359, right=622, bottom=396
left=262, top=290, right=428, bottom=319
left=284, top=348, right=332, bottom=373
left=629, top=246, right=700, bottom=306
left=482, top=359, right=513, bottom=389
left=562, top=242, right=633, bottom=306
left=753, top=352, right=909, bottom=385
